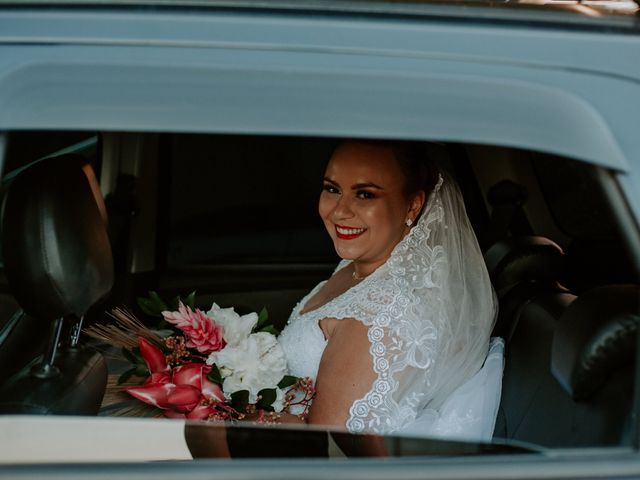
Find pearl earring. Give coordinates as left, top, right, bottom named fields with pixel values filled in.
left=405, top=218, right=413, bottom=227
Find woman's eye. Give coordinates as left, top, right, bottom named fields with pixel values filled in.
left=356, top=190, right=376, bottom=200
left=323, top=184, right=339, bottom=194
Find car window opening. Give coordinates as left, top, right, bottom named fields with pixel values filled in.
left=0, top=131, right=637, bottom=462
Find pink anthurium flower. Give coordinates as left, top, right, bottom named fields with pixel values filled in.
left=172, top=364, right=203, bottom=389
left=125, top=337, right=225, bottom=418
left=138, top=337, right=170, bottom=374
left=145, top=371, right=171, bottom=385
left=126, top=383, right=173, bottom=409
left=165, top=385, right=201, bottom=413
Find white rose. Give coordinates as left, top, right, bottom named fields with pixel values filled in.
left=207, top=302, right=258, bottom=347
left=272, top=387, right=286, bottom=413
left=208, top=332, right=288, bottom=404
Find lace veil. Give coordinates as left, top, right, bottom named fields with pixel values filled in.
left=320, top=173, right=498, bottom=434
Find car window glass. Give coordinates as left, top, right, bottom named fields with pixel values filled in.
left=162, top=134, right=337, bottom=267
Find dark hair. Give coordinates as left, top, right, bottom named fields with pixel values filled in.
left=387, top=141, right=439, bottom=201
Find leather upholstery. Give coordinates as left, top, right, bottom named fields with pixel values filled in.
left=484, top=236, right=565, bottom=296
left=552, top=285, right=640, bottom=400
left=497, top=285, right=635, bottom=447
left=488, top=236, right=636, bottom=446
left=496, top=291, right=576, bottom=443
left=0, top=309, right=47, bottom=385
left=493, top=276, right=637, bottom=444
left=485, top=236, right=568, bottom=339
left=1, top=155, right=113, bottom=321
left=0, top=348, right=107, bottom=415
left=0, top=155, right=112, bottom=415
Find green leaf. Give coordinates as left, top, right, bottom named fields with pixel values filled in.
left=135, top=365, right=149, bottom=377
left=230, top=390, right=250, bottom=412
left=117, top=367, right=138, bottom=385
left=137, top=297, right=159, bottom=317
left=207, top=365, right=223, bottom=385
left=277, top=375, right=298, bottom=389
left=128, top=346, right=147, bottom=365
left=259, top=325, right=280, bottom=336
left=149, top=291, right=169, bottom=311
left=169, top=295, right=181, bottom=311
left=137, top=291, right=168, bottom=317
left=157, top=319, right=171, bottom=330
left=184, top=291, right=197, bottom=309
left=256, top=307, right=269, bottom=329
left=256, top=388, right=276, bottom=409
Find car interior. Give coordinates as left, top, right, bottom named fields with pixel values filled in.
left=0, top=130, right=638, bottom=454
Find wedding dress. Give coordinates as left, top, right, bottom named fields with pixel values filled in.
left=278, top=174, right=502, bottom=441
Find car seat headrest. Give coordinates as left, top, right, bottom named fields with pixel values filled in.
left=484, top=236, right=565, bottom=296
left=1, top=155, right=114, bottom=321
left=551, top=285, right=639, bottom=401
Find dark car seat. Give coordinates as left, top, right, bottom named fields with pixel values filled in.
left=484, top=236, right=568, bottom=340
left=0, top=154, right=113, bottom=415
left=488, top=235, right=638, bottom=446
left=496, top=289, right=576, bottom=444
left=485, top=236, right=577, bottom=442
left=549, top=285, right=639, bottom=446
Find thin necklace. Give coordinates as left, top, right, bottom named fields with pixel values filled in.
left=352, top=270, right=368, bottom=281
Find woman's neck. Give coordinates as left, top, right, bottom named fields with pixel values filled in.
left=351, top=259, right=385, bottom=281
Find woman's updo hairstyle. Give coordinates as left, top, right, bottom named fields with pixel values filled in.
left=388, top=141, right=439, bottom=203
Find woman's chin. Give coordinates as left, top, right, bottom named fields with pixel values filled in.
left=333, top=245, right=361, bottom=261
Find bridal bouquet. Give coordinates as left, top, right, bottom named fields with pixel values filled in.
left=86, top=293, right=314, bottom=422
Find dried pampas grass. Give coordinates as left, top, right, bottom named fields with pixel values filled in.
left=84, top=307, right=163, bottom=349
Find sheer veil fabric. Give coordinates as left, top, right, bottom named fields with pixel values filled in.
left=279, top=173, right=500, bottom=439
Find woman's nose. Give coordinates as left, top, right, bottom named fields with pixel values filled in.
left=332, top=195, right=354, bottom=220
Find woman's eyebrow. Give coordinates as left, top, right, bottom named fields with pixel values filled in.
left=323, top=178, right=384, bottom=190
left=323, top=177, right=339, bottom=186
left=352, top=182, right=384, bottom=190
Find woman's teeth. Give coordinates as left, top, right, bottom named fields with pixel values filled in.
left=336, top=226, right=366, bottom=235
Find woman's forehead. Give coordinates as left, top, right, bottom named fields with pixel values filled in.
left=325, top=143, right=404, bottom=187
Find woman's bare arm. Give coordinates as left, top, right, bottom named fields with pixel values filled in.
left=307, top=318, right=377, bottom=428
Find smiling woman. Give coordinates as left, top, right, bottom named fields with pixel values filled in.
left=278, top=140, right=501, bottom=438
left=318, top=141, right=427, bottom=278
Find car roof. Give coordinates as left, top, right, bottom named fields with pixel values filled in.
left=0, top=3, right=639, bottom=217
left=1, top=0, right=638, bottom=24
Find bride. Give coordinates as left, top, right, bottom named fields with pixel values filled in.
left=278, top=140, right=502, bottom=440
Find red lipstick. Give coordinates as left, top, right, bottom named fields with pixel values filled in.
left=335, top=224, right=366, bottom=240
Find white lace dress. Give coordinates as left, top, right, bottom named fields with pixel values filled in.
left=278, top=175, right=503, bottom=441
left=278, top=263, right=503, bottom=440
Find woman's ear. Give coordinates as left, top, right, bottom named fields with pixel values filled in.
left=408, top=190, right=426, bottom=222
